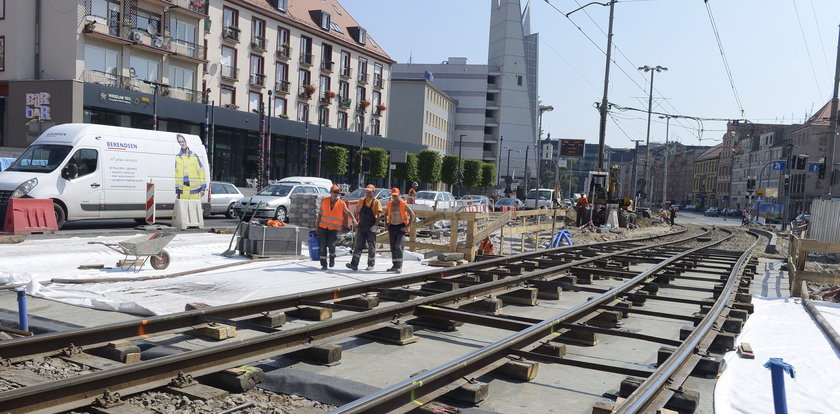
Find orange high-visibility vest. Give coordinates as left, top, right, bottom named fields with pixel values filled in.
left=407, top=188, right=417, bottom=204
left=479, top=237, right=494, bottom=255
left=386, top=199, right=411, bottom=229
left=319, top=198, right=346, bottom=230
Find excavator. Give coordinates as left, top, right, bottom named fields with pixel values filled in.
left=584, top=164, right=634, bottom=227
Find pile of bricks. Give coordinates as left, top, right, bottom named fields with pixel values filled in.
left=288, top=194, right=321, bottom=229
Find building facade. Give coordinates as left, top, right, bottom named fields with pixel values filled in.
left=692, top=144, right=722, bottom=208
left=387, top=79, right=456, bottom=155
left=1, top=0, right=422, bottom=187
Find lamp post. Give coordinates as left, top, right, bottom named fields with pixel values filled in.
left=630, top=139, right=642, bottom=203
left=457, top=134, right=466, bottom=197
left=317, top=103, right=326, bottom=178
left=505, top=146, right=521, bottom=197
left=357, top=113, right=366, bottom=188
left=537, top=105, right=554, bottom=191
left=497, top=135, right=504, bottom=186
left=659, top=115, right=672, bottom=206
left=638, top=64, right=667, bottom=205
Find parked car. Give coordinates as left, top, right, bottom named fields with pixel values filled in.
left=790, top=213, right=810, bottom=230
left=495, top=197, right=522, bottom=211
left=524, top=188, right=557, bottom=209
left=232, top=183, right=327, bottom=222
left=413, top=191, right=457, bottom=210
left=460, top=194, right=492, bottom=211
left=342, top=187, right=390, bottom=203
left=208, top=182, right=244, bottom=218
left=704, top=207, right=720, bottom=217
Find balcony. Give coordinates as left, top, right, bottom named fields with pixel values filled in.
left=83, top=70, right=135, bottom=90
left=251, top=35, right=266, bottom=51
left=299, top=86, right=315, bottom=100
left=249, top=73, right=266, bottom=88
left=170, top=39, right=205, bottom=61
left=276, top=44, right=291, bottom=60
left=320, top=91, right=336, bottom=104
left=338, top=97, right=352, bottom=109
left=339, top=66, right=352, bottom=79
left=222, top=26, right=241, bottom=42
left=82, top=15, right=123, bottom=38
left=320, top=61, right=334, bottom=73
left=299, top=53, right=313, bottom=66
left=357, top=73, right=368, bottom=84
left=154, top=0, right=209, bottom=17
left=358, top=101, right=371, bottom=112
left=274, top=80, right=290, bottom=94
left=373, top=75, right=383, bottom=89
left=220, top=65, right=239, bottom=80
left=165, top=86, right=202, bottom=103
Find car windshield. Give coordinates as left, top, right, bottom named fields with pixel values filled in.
left=461, top=195, right=484, bottom=201
left=7, top=144, right=73, bottom=173
left=497, top=198, right=517, bottom=206
left=526, top=190, right=551, bottom=200
left=345, top=188, right=367, bottom=199
left=257, top=184, right=293, bottom=197
left=416, top=191, right=437, bottom=200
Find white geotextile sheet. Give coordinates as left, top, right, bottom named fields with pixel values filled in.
left=715, top=297, right=840, bottom=413
left=0, top=233, right=426, bottom=315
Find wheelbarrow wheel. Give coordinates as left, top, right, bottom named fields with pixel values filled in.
left=150, top=250, right=171, bottom=270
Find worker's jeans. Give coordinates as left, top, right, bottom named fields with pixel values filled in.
left=350, top=225, right=377, bottom=267
left=318, top=227, right=338, bottom=267
left=388, top=224, right=406, bottom=269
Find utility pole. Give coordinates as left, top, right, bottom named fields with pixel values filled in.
left=596, top=1, right=616, bottom=171
left=630, top=139, right=643, bottom=205
left=661, top=115, right=671, bottom=206
left=638, top=65, right=667, bottom=206
left=825, top=24, right=840, bottom=200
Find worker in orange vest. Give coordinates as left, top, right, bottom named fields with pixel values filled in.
left=316, top=185, right=357, bottom=270
left=386, top=188, right=416, bottom=273
left=479, top=236, right=494, bottom=255
left=407, top=182, right=418, bottom=204
left=576, top=194, right=589, bottom=226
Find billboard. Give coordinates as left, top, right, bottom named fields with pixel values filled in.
left=560, top=139, right=585, bottom=157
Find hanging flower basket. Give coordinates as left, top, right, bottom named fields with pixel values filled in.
left=360, top=100, right=371, bottom=108
left=326, top=90, right=336, bottom=98
left=304, top=84, right=317, bottom=94
left=376, top=104, right=386, bottom=112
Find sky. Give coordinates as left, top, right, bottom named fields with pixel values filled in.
left=341, top=0, right=840, bottom=150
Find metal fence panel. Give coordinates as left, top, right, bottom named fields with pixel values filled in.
left=809, top=199, right=840, bottom=244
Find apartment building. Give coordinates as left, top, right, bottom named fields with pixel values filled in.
left=692, top=144, right=723, bottom=208
left=387, top=78, right=456, bottom=155
left=1, top=0, right=421, bottom=186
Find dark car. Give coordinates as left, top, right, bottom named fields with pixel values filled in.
left=704, top=207, right=720, bottom=217
left=495, top=198, right=522, bottom=211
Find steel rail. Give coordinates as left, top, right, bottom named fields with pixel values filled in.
left=328, top=229, right=736, bottom=413
left=0, top=228, right=705, bottom=413
left=0, top=228, right=689, bottom=360
left=615, top=229, right=760, bottom=413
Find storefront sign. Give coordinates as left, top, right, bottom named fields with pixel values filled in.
left=24, top=92, right=52, bottom=121
left=98, top=90, right=133, bottom=105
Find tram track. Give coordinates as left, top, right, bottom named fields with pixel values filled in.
left=0, top=225, right=761, bottom=413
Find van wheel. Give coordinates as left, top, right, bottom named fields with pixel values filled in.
left=274, top=206, right=287, bottom=222
left=53, top=203, right=66, bottom=230
left=225, top=203, right=236, bottom=219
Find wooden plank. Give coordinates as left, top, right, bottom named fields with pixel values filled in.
left=793, top=271, right=840, bottom=284
left=473, top=211, right=512, bottom=242
left=797, top=238, right=840, bottom=254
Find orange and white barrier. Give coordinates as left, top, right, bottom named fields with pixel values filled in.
left=145, top=181, right=155, bottom=225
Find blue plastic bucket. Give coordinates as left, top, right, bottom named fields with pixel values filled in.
left=308, top=230, right=320, bottom=261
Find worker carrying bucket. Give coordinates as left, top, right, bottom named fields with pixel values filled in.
left=479, top=236, right=495, bottom=255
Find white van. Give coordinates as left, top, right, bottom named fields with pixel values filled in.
left=0, top=123, right=210, bottom=229
left=273, top=176, right=333, bottom=191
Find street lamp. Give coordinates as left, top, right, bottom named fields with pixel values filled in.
left=457, top=134, right=466, bottom=197
left=638, top=64, right=667, bottom=205
left=537, top=105, right=554, bottom=191
left=659, top=115, right=672, bottom=206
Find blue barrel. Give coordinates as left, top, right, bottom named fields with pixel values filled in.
left=308, top=230, right=320, bottom=261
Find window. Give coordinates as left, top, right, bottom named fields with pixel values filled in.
left=373, top=63, right=383, bottom=87
left=517, top=75, right=523, bottom=86
left=340, top=51, right=351, bottom=77
left=371, top=119, right=380, bottom=135
left=68, top=149, right=98, bottom=177
left=220, top=46, right=236, bottom=78
left=274, top=98, right=287, bottom=116
left=297, top=102, right=310, bottom=122
left=358, top=57, right=368, bottom=82
left=277, top=27, right=290, bottom=56
left=338, top=81, right=349, bottom=100
left=172, top=19, right=198, bottom=57
left=220, top=85, right=235, bottom=107
left=250, top=54, right=264, bottom=86
left=168, top=64, right=195, bottom=90
left=319, top=75, right=330, bottom=96
left=129, top=55, right=160, bottom=81
left=356, top=86, right=366, bottom=104
left=249, top=92, right=261, bottom=113
left=135, top=9, right=161, bottom=37
left=330, top=22, right=343, bottom=34
left=337, top=111, right=348, bottom=130
left=251, top=18, right=266, bottom=49
left=320, top=11, right=331, bottom=31
left=372, top=91, right=381, bottom=107
left=275, top=0, right=287, bottom=12
left=84, top=45, right=118, bottom=75
left=275, top=62, right=289, bottom=91
left=357, top=27, right=367, bottom=45
left=321, top=43, right=333, bottom=71
left=300, top=36, right=312, bottom=64
left=223, top=7, right=238, bottom=29
left=319, top=106, right=329, bottom=126
left=299, top=69, right=311, bottom=89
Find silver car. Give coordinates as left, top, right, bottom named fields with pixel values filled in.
left=233, top=183, right=328, bottom=222
left=208, top=182, right=244, bottom=218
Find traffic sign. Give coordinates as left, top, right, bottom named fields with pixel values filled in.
left=808, top=162, right=822, bottom=173
left=756, top=189, right=764, bottom=196
left=771, top=161, right=786, bottom=171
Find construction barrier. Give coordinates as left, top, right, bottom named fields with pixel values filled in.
left=172, top=199, right=204, bottom=230
left=145, top=182, right=155, bottom=225
left=2, top=198, right=58, bottom=234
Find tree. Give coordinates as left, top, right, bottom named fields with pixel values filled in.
left=480, top=162, right=496, bottom=189
left=463, top=159, right=483, bottom=188
left=418, top=149, right=442, bottom=186
left=441, top=155, right=459, bottom=188
left=324, top=146, right=349, bottom=180
left=366, top=147, right=389, bottom=178
left=394, top=153, right=418, bottom=183
left=540, top=170, right=555, bottom=188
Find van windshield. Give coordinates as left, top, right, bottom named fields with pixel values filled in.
left=7, top=145, right=73, bottom=173
left=526, top=190, right=551, bottom=200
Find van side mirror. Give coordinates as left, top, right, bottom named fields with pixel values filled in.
left=61, top=162, right=79, bottom=180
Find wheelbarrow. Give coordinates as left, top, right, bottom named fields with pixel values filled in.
left=88, top=232, right=176, bottom=272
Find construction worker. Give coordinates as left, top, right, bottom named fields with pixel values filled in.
left=576, top=194, right=589, bottom=226
left=347, top=184, right=382, bottom=271
left=316, top=185, right=357, bottom=270
left=407, top=182, right=418, bottom=204
left=386, top=188, right=416, bottom=273
left=479, top=236, right=494, bottom=255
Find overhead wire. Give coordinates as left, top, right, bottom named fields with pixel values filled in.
left=809, top=0, right=832, bottom=74
left=704, top=0, right=745, bottom=117
left=791, top=0, right=825, bottom=102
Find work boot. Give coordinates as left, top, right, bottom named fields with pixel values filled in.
left=320, top=260, right=328, bottom=271
left=386, top=265, right=398, bottom=272
left=392, top=267, right=402, bottom=274
left=346, top=263, right=358, bottom=271
left=365, top=265, right=375, bottom=271
left=329, top=257, right=335, bottom=268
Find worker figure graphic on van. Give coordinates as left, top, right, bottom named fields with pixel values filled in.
left=175, top=134, right=206, bottom=200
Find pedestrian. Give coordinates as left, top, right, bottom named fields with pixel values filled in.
left=386, top=188, right=416, bottom=273
left=669, top=205, right=676, bottom=226
left=316, top=185, right=357, bottom=270
left=407, top=182, right=418, bottom=204
left=346, top=184, right=382, bottom=271
left=576, top=194, right=589, bottom=226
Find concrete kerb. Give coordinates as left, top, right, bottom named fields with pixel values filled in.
left=750, top=228, right=777, bottom=254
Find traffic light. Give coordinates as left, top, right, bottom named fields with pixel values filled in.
left=784, top=175, right=790, bottom=189
left=819, top=161, right=826, bottom=179
left=796, top=155, right=808, bottom=170
left=747, top=178, right=756, bottom=191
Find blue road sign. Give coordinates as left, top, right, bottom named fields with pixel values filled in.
left=771, top=161, right=786, bottom=170
left=807, top=163, right=822, bottom=173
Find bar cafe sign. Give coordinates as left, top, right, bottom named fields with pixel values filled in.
left=24, top=92, right=52, bottom=121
